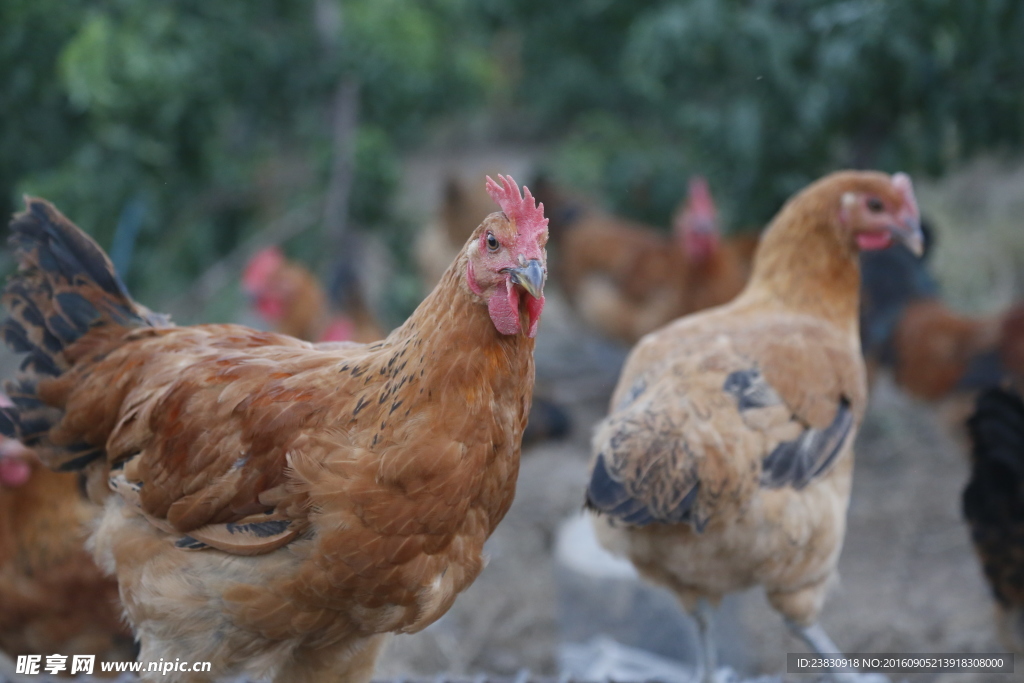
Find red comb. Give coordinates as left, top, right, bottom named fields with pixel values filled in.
left=243, top=246, right=284, bottom=292
left=485, top=174, right=548, bottom=239
left=687, top=175, right=716, bottom=217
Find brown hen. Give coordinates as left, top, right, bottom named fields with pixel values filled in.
left=671, top=177, right=753, bottom=316
left=859, top=221, right=1024, bottom=402
left=585, top=171, right=923, bottom=683
left=553, top=177, right=749, bottom=345
left=414, top=172, right=573, bottom=448
left=0, top=435, right=135, bottom=676
left=0, top=175, right=548, bottom=683
left=242, top=246, right=383, bottom=344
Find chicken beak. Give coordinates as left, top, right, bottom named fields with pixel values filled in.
left=508, top=259, right=545, bottom=299
left=891, top=217, right=924, bottom=257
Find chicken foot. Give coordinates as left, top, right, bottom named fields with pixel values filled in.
left=785, top=620, right=890, bottom=683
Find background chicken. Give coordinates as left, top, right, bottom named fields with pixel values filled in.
left=242, top=245, right=383, bottom=344
left=415, top=173, right=503, bottom=291
left=860, top=220, right=1024, bottom=401
left=585, top=171, right=922, bottom=682
left=559, top=207, right=684, bottom=344
left=0, top=427, right=31, bottom=490
left=670, top=176, right=753, bottom=315
left=0, top=176, right=548, bottom=683
left=544, top=176, right=749, bottom=345
left=0, top=395, right=135, bottom=677
left=963, top=385, right=1024, bottom=654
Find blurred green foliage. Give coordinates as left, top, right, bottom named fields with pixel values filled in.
left=486, top=0, right=1024, bottom=229
left=0, top=0, right=491, bottom=316
left=3, top=0, right=1024, bottom=322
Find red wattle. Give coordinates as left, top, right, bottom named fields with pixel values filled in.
left=481, top=271, right=545, bottom=337
left=525, top=295, right=545, bottom=338
left=0, top=455, right=30, bottom=488
left=488, top=279, right=523, bottom=335
left=856, top=231, right=893, bottom=251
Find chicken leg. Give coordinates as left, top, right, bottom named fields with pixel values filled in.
left=693, top=599, right=718, bottom=683
left=786, top=620, right=890, bottom=683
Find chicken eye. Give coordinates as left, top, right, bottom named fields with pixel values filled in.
left=866, top=197, right=885, bottom=213
left=485, top=232, right=500, bottom=252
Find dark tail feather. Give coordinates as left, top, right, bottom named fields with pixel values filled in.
left=0, top=198, right=168, bottom=463
left=967, top=387, right=1024, bottom=478
left=963, top=387, right=1024, bottom=629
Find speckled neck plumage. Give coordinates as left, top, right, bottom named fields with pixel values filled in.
left=362, top=247, right=537, bottom=531
left=391, top=248, right=537, bottom=382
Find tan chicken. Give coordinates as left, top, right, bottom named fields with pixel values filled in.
left=560, top=210, right=685, bottom=343
left=585, top=171, right=923, bottom=682
left=0, top=175, right=548, bottom=683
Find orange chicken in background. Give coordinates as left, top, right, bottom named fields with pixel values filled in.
left=242, top=245, right=383, bottom=344
left=542, top=176, right=751, bottom=345
left=672, top=176, right=754, bottom=314
left=585, top=171, right=923, bottom=683
left=0, top=399, right=135, bottom=676
left=0, top=175, right=548, bottom=683
left=860, top=220, right=1024, bottom=402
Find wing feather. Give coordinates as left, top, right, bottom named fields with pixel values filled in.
left=587, top=312, right=866, bottom=529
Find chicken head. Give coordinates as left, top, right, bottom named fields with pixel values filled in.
left=465, top=174, right=549, bottom=337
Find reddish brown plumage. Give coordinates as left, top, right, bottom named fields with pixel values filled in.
left=1000, top=305, right=1024, bottom=378
left=0, top=185, right=547, bottom=682
left=859, top=218, right=1024, bottom=404
left=549, top=179, right=750, bottom=344
left=0, top=444, right=134, bottom=670
left=560, top=212, right=687, bottom=343
left=887, top=300, right=1004, bottom=400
